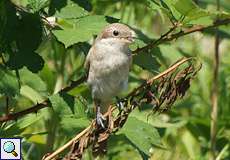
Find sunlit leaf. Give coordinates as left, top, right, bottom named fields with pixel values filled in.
left=49, top=93, right=87, bottom=117
left=53, top=15, right=119, bottom=47
left=54, top=1, right=88, bottom=19
left=1, top=114, right=43, bottom=137
left=120, top=116, right=162, bottom=157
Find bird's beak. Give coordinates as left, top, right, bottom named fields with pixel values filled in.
left=127, top=30, right=136, bottom=43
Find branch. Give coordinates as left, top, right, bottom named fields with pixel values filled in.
left=0, top=18, right=229, bottom=123
left=133, top=18, right=230, bottom=54
left=43, top=57, right=202, bottom=160
left=0, top=76, right=86, bottom=123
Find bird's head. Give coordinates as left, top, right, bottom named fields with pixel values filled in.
left=96, top=23, right=136, bottom=46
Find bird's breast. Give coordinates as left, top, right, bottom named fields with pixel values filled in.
left=87, top=44, right=131, bottom=100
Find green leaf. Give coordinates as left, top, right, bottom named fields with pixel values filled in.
left=49, top=0, right=92, bottom=16
left=0, top=0, right=18, bottom=52
left=107, top=134, right=142, bottom=160
left=49, top=93, right=87, bottom=117
left=49, top=93, right=75, bottom=115
left=120, top=116, right=162, bottom=157
left=0, top=67, right=19, bottom=97
left=131, top=34, right=161, bottom=73
left=133, top=48, right=160, bottom=73
left=1, top=114, right=43, bottom=137
left=145, top=0, right=161, bottom=11
left=160, top=0, right=182, bottom=21
left=54, top=1, right=88, bottom=19
left=172, top=0, right=223, bottom=25
left=146, top=0, right=182, bottom=21
left=181, top=130, right=200, bottom=159
left=19, top=68, right=47, bottom=94
left=38, top=64, right=56, bottom=93
left=7, top=51, right=45, bottom=73
left=173, top=0, right=197, bottom=16
left=20, top=85, right=44, bottom=103
left=2, top=7, right=45, bottom=73
left=28, top=0, right=50, bottom=13
left=60, top=117, right=90, bottom=134
left=53, top=15, right=119, bottom=47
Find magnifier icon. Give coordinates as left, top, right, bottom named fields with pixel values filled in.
left=3, top=141, right=18, bottom=157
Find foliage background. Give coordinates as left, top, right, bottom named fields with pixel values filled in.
left=0, top=0, right=230, bottom=159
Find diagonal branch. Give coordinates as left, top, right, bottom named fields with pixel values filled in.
left=133, top=18, right=230, bottom=54
left=0, top=18, right=229, bottom=123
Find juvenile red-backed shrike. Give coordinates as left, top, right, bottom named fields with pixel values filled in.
left=84, top=23, right=136, bottom=128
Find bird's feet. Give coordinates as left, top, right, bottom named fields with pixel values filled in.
left=96, top=111, right=106, bottom=129
left=115, top=97, right=126, bottom=111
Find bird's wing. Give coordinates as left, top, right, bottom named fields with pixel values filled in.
left=84, top=46, right=94, bottom=74
left=128, top=49, right=133, bottom=69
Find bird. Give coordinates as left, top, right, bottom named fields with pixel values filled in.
left=84, top=23, right=136, bottom=128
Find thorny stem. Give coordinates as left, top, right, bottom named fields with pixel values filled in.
left=132, top=18, right=230, bottom=54
left=5, top=96, right=9, bottom=115
left=0, top=76, right=86, bottom=123
left=132, top=25, right=177, bottom=54
left=210, top=0, right=220, bottom=159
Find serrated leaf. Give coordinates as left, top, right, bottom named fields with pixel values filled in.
left=49, top=93, right=87, bottom=117
left=0, top=0, right=18, bottom=53
left=53, top=15, right=119, bottom=47
left=0, top=67, right=19, bottom=97
left=54, top=1, right=88, bottom=19
left=173, top=0, right=197, bottom=16
left=20, top=85, right=44, bottom=103
left=131, top=34, right=161, bottom=73
left=2, top=8, right=45, bottom=73
left=1, top=114, right=43, bottom=137
left=60, top=117, right=90, bottom=134
left=49, top=93, right=75, bottom=115
left=20, top=68, right=47, bottom=94
left=49, top=0, right=92, bottom=16
left=26, top=133, right=46, bottom=144
left=146, top=0, right=182, bottom=21
left=145, top=0, right=161, bottom=11
left=28, top=0, right=50, bottom=13
left=133, top=49, right=160, bottom=73
left=120, top=116, right=162, bottom=157
left=172, top=0, right=227, bottom=25
left=107, top=134, right=142, bottom=160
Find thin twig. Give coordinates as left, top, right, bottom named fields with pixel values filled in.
left=133, top=18, right=230, bottom=54
left=132, top=25, right=177, bottom=55
left=210, top=0, right=220, bottom=159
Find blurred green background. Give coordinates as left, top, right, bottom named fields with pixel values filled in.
left=0, top=0, right=230, bottom=159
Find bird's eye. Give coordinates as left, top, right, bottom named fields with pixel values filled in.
left=113, top=30, right=119, bottom=36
